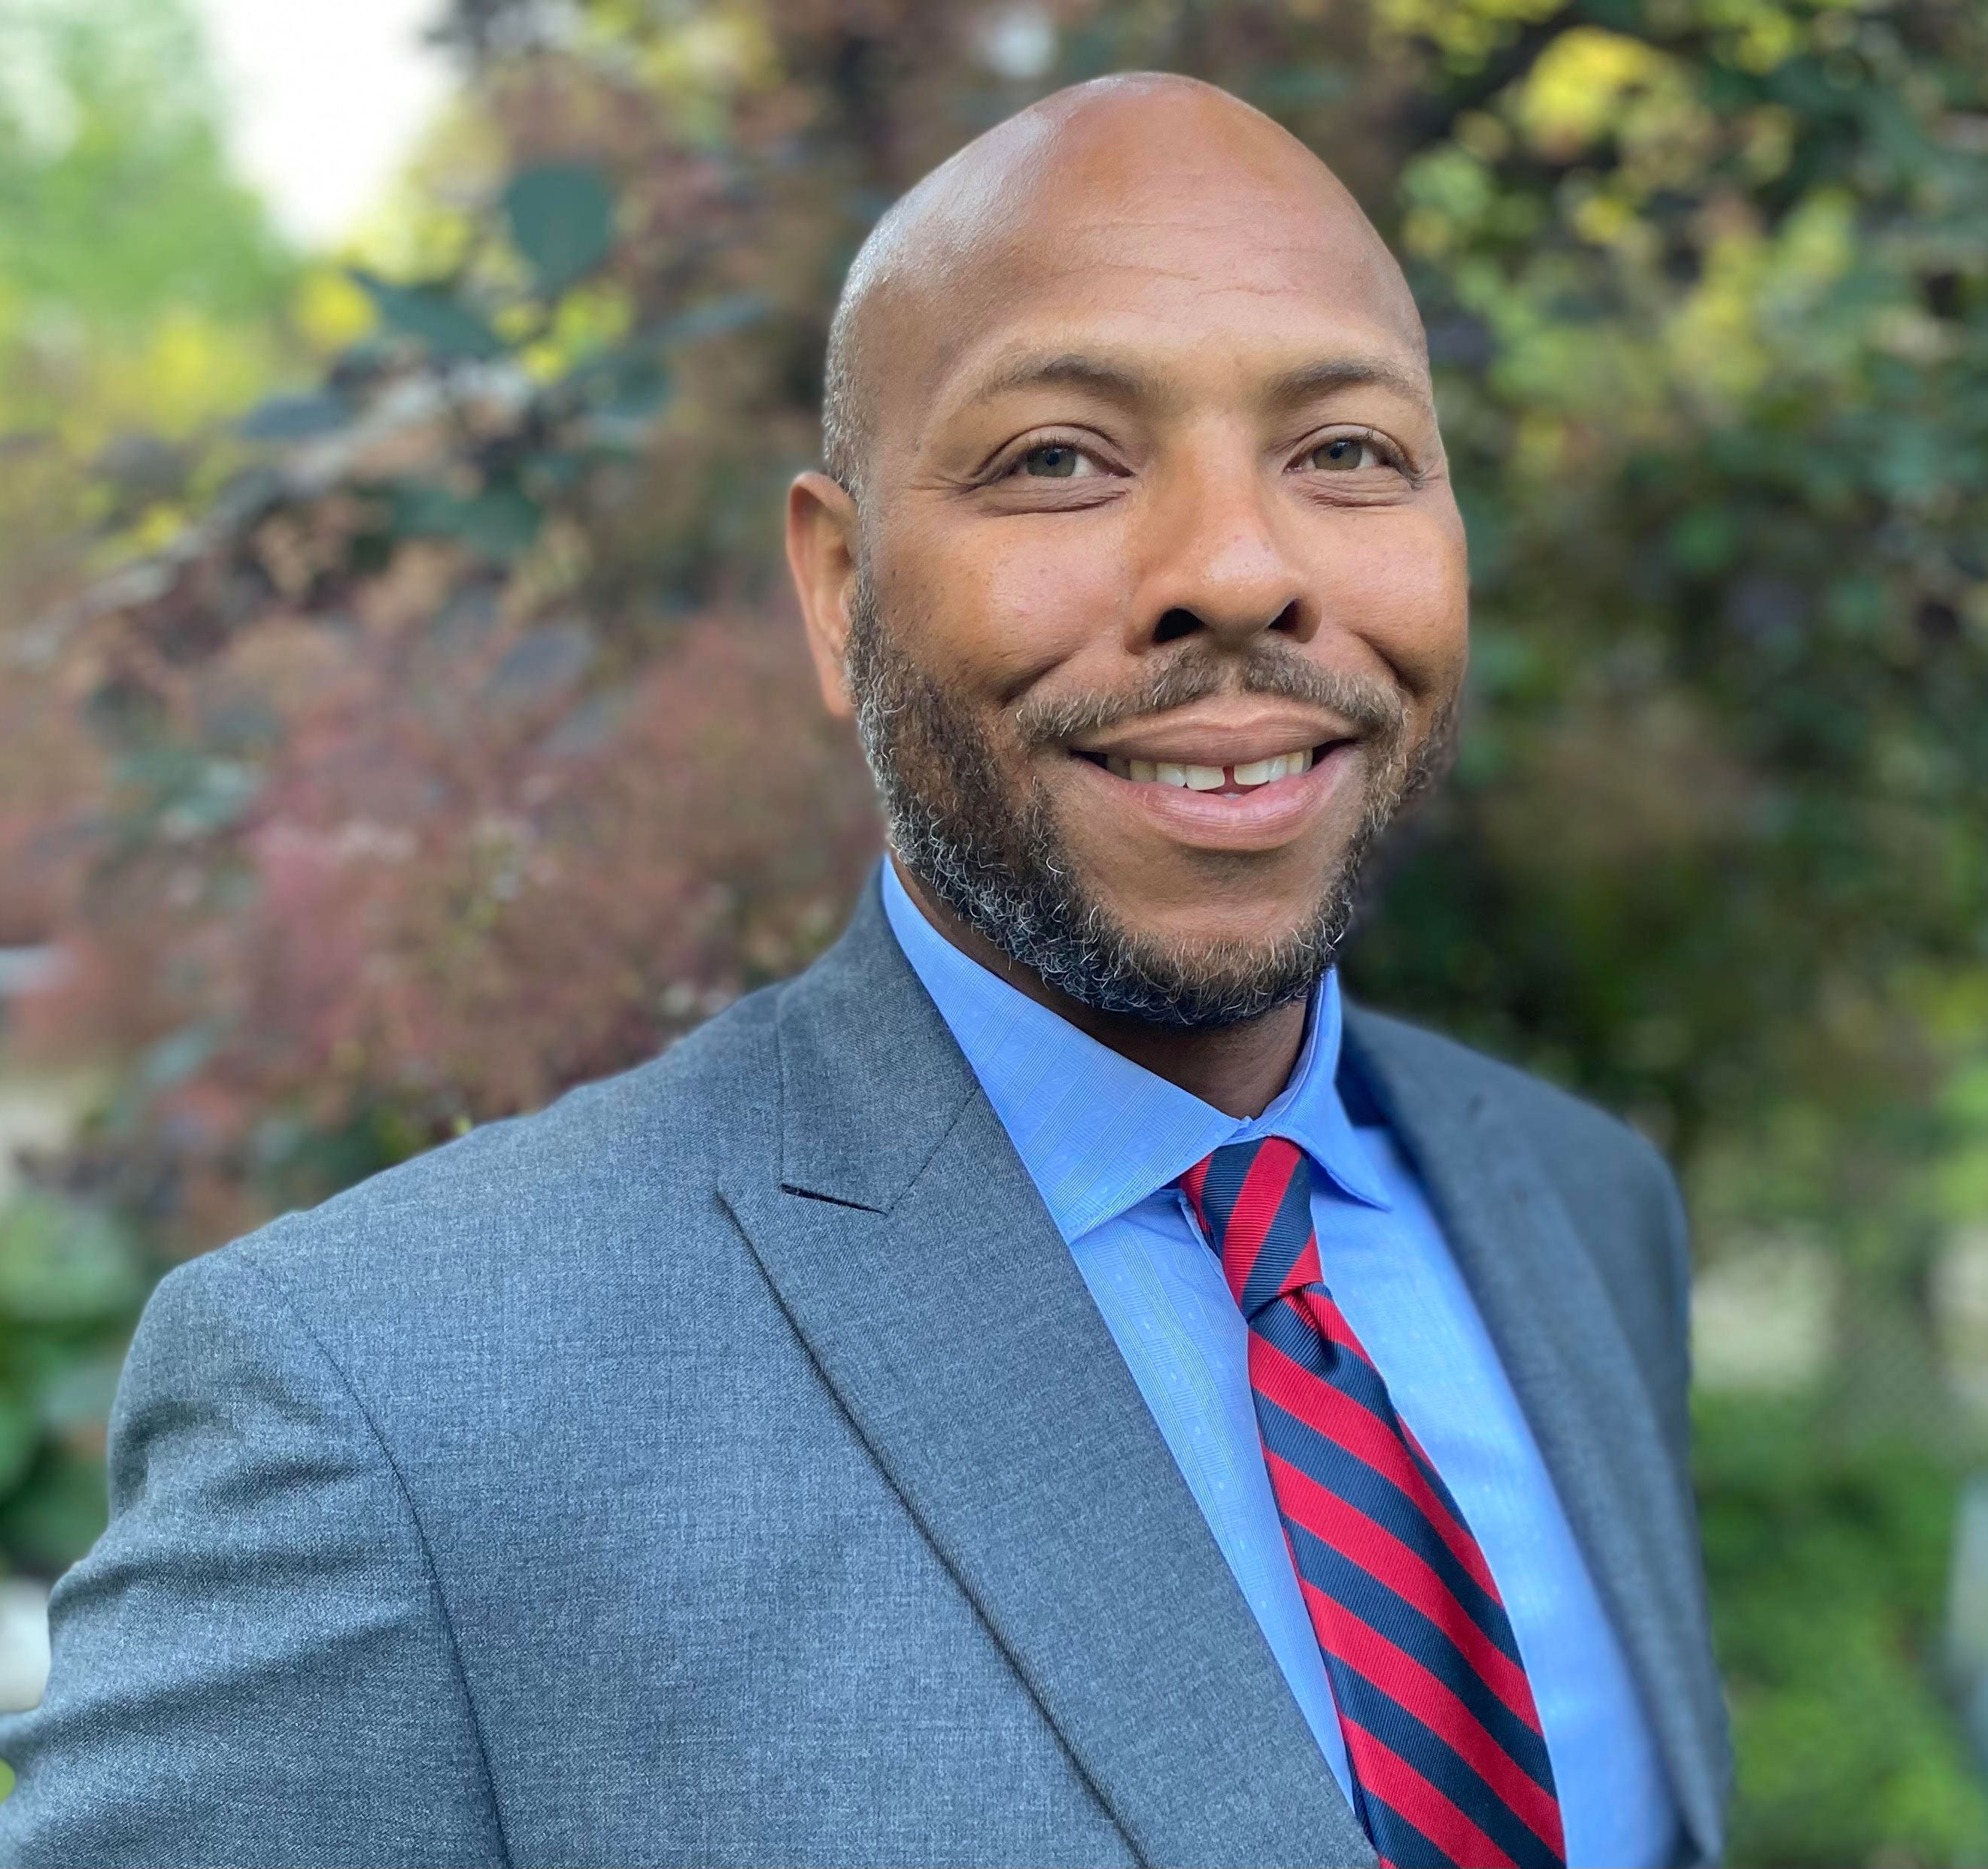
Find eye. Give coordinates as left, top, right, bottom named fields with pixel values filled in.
left=1013, top=442, right=1096, bottom=479
left=1308, top=434, right=1384, bottom=472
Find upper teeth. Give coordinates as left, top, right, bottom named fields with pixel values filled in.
left=1102, top=749, right=1314, bottom=787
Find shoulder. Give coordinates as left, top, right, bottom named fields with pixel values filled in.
left=1347, top=1004, right=1680, bottom=1212
left=183, top=982, right=788, bottom=1352
left=1345, top=1003, right=1692, bottom=1361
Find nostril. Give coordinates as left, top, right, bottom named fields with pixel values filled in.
left=1270, top=601, right=1303, bottom=635
left=1153, top=608, right=1201, bottom=645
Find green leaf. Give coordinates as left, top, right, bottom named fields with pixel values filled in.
left=138, top=1023, right=217, bottom=1091
left=0, top=1451, right=111, bottom=1573
left=502, top=162, right=615, bottom=298
left=154, top=758, right=260, bottom=839
left=0, top=1391, right=41, bottom=1500
left=653, top=293, right=770, bottom=346
left=34, top=1352, right=123, bottom=1439
left=454, top=486, right=544, bottom=558
left=596, top=360, right=672, bottom=421
left=349, top=269, right=505, bottom=360
left=0, top=1197, right=145, bottom=1327
left=561, top=341, right=670, bottom=414
left=387, top=481, right=542, bottom=560
left=237, top=392, right=349, bottom=442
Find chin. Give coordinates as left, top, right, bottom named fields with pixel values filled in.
left=1074, top=853, right=1350, bottom=950
left=1118, top=906, right=1324, bottom=963
left=1082, top=883, right=1343, bottom=976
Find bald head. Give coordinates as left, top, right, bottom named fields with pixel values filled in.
left=821, top=73, right=1425, bottom=503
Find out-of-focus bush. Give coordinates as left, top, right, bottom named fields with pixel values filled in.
left=0, top=0, right=306, bottom=1595
left=2, top=0, right=1986, bottom=1857
left=0, top=1196, right=142, bottom=1574
left=0, top=0, right=303, bottom=948
left=1698, top=1395, right=1988, bottom=1863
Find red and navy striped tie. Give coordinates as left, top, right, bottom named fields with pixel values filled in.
left=1179, top=1136, right=1566, bottom=1869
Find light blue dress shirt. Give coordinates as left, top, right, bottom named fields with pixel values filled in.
left=881, top=863, right=1678, bottom=1868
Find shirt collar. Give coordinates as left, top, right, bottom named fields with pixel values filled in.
left=879, top=862, right=1392, bottom=1242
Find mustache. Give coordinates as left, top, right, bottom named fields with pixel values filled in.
left=1012, top=645, right=1407, bottom=749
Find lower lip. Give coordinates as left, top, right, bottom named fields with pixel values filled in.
left=1063, top=743, right=1361, bottom=851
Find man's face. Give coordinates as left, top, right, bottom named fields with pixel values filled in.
left=799, top=108, right=1469, bottom=1027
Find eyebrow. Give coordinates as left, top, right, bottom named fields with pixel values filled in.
left=1262, top=355, right=1434, bottom=409
left=964, top=350, right=1165, bottom=409
left=958, top=348, right=1433, bottom=415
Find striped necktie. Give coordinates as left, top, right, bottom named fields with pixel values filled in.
left=1179, top=1136, right=1566, bottom=1869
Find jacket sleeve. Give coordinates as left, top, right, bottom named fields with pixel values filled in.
left=0, top=1241, right=509, bottom=1868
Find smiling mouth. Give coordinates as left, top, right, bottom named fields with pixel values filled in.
left=1074, top=742, right=1340, bottom=796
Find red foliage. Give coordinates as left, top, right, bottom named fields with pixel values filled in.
left=20, top=585, right=875, bottom=1239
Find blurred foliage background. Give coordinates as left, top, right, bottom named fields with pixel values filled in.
left=1, top=0, right=1986, bottom=1858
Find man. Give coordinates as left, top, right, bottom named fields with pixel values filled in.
left=0, top=74, right=1728, bottom=1869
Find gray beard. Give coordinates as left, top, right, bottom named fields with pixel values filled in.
left=846, top=567, right=1449, bottom=1030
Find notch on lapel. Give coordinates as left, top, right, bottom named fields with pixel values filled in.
left=720, top=884, right=1374, bottom=1869
left=1342, top=1006, right=1729, bottom=1867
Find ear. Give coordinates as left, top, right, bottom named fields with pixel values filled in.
left=785, top=471, right=862, bottom=719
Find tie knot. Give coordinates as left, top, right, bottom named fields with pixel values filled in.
left=1178, top=1136, right=1322, bottom=1318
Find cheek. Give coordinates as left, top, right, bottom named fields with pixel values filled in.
left=1314, top=509, right=1469, bottom=699
left=882, top=523, right=1125, bottom=702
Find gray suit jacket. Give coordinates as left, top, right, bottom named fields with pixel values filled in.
left=0, top=881, right=1729, bottom=1867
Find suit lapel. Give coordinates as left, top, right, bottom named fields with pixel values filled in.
left=720, top=887, right=1373, bottom=1869
left=1341, top=1007, right=1728, bottom=1866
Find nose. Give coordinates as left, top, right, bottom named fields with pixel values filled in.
left=1128, top=441, right=1318, bottom=652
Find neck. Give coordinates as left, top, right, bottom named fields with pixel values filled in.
left=890, top=855, right=1310, bottom=1121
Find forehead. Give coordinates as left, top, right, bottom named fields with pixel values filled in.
left=875, top=152, right=1427, bottom=451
